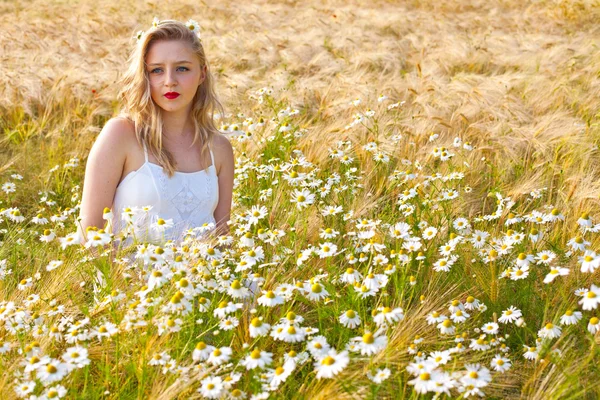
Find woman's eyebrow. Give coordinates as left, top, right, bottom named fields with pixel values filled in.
left=147, top=61, right=193, bottom=66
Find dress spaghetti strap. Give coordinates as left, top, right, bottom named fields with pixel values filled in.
left=209, top=146, right=215, bottom=167
left=142, top=140, right=148, bottom=162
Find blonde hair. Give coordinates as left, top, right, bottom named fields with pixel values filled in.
left=116, top=19, right=224, bottom=177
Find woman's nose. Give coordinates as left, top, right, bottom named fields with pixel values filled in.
left=164, top=69, right=177, bottom=86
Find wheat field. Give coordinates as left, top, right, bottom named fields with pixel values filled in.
left=1, top=0, right=600, bottom=399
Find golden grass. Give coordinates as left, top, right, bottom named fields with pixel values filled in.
left=2, top=0, right=600, bottom=398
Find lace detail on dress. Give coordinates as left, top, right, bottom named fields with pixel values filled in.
left=171, top=181, right=200, bottom=217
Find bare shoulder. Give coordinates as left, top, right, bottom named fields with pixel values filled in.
left=211, top=132, right=234, bottom=161
left=210, top=132, right=234, bottom=175
left=102, top=117, right=137, bottom=145
left=211, top=132, right=233, bottom=151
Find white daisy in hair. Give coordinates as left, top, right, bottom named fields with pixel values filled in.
left=185, top=19, right=201, bottom=38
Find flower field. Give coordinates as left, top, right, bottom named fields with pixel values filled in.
left=1, top=0, right=600, bottom=399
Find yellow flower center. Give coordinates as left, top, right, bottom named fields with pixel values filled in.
left=250, top=349, right=261, bottom=359
left=321, top=356, right=335, bottom=366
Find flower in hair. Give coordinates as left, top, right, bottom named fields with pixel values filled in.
left=135, top=30, right=145, bottom=41
left=185, top=19, right=201, bottom=39
left=152, top=16, right=160, bottom=28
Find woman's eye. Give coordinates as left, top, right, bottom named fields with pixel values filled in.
left=150, top=67, right=189, bottom=73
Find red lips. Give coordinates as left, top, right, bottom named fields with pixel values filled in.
left=164, top=92, right=180, bottom=99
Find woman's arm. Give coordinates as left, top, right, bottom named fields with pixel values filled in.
left=77, top=118, right=132, bottom=246
left=212, top=133, right=235, bottom=236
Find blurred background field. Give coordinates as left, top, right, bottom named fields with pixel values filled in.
left=1, top=0, right=600, bottom=399
left=2, top=0, right=600, bottom=211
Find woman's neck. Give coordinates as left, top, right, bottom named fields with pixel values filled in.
left=161, top=108, right=194, bottom=139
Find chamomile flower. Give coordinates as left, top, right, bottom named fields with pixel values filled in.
left=510, top=265, right=529, bottom=280
left=248, top=317, right=271, bottom=338
left=579, top=250, right=600, bottom=273
left=523, top=345, right=538, bottom=360
left=228, top=280, right=251, bottom=299
left=560, top=310, right=582, bottom=325
left=579, top=284, right=600, bottom=310
left=543, top=267, right=569, bottom=283
left=422, top=226, right=438, bottom=240
left=198, top=376, right=224, bottom=399
left=339, top=310, right=361, bottom=329
left=39, top=229, right=56, bottom=243
left=304, top=282, right=329, bottom=301
left=184, top=19, right=201, bottom=37
left=316, top=242, right=338, bottom=258
left=36, top=359, right=70, bottom=386
left=373, top=306, right=404, bottom=326
left=257, top=290, right=285, bottom=307
left=437, top=319, right=455, bottom=335
left=207, top=347, right=233, bottom=366
left=45, top=260, right=64, bottom=272
left=460, top=363, right=491, bottom=388
left=481, top=322, right=499, bottom=335
left=61, top=346, right=90, bottom=369
left=290, top=189, right=315, bottom=209
left=241, top=349, right=273, bottom=370
left=314, top=349, right=349, bottom=379
left=498, top=306, right=522, bottom=324
left=490, top=354, right=511, bottom=372
left=192, top=342, right=215, bottom=362
left=14, top=381, right=36, bottom=398
left=367, top=367, right=391, bottom=384
left=538, top=322, right=562, bottom=339
left=351, top=331, right=388, bottom=356
left=567, top=236, right=589, bottom=252
left=535, top=250, right=556, bottom=265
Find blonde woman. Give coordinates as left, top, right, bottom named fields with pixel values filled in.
left=77, top=19, right=234, bottom=247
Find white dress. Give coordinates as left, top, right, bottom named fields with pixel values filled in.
left=111, top=139, right=219, bottom=245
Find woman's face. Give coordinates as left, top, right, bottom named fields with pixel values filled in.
left=145, top=40, right=206, bottom=114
